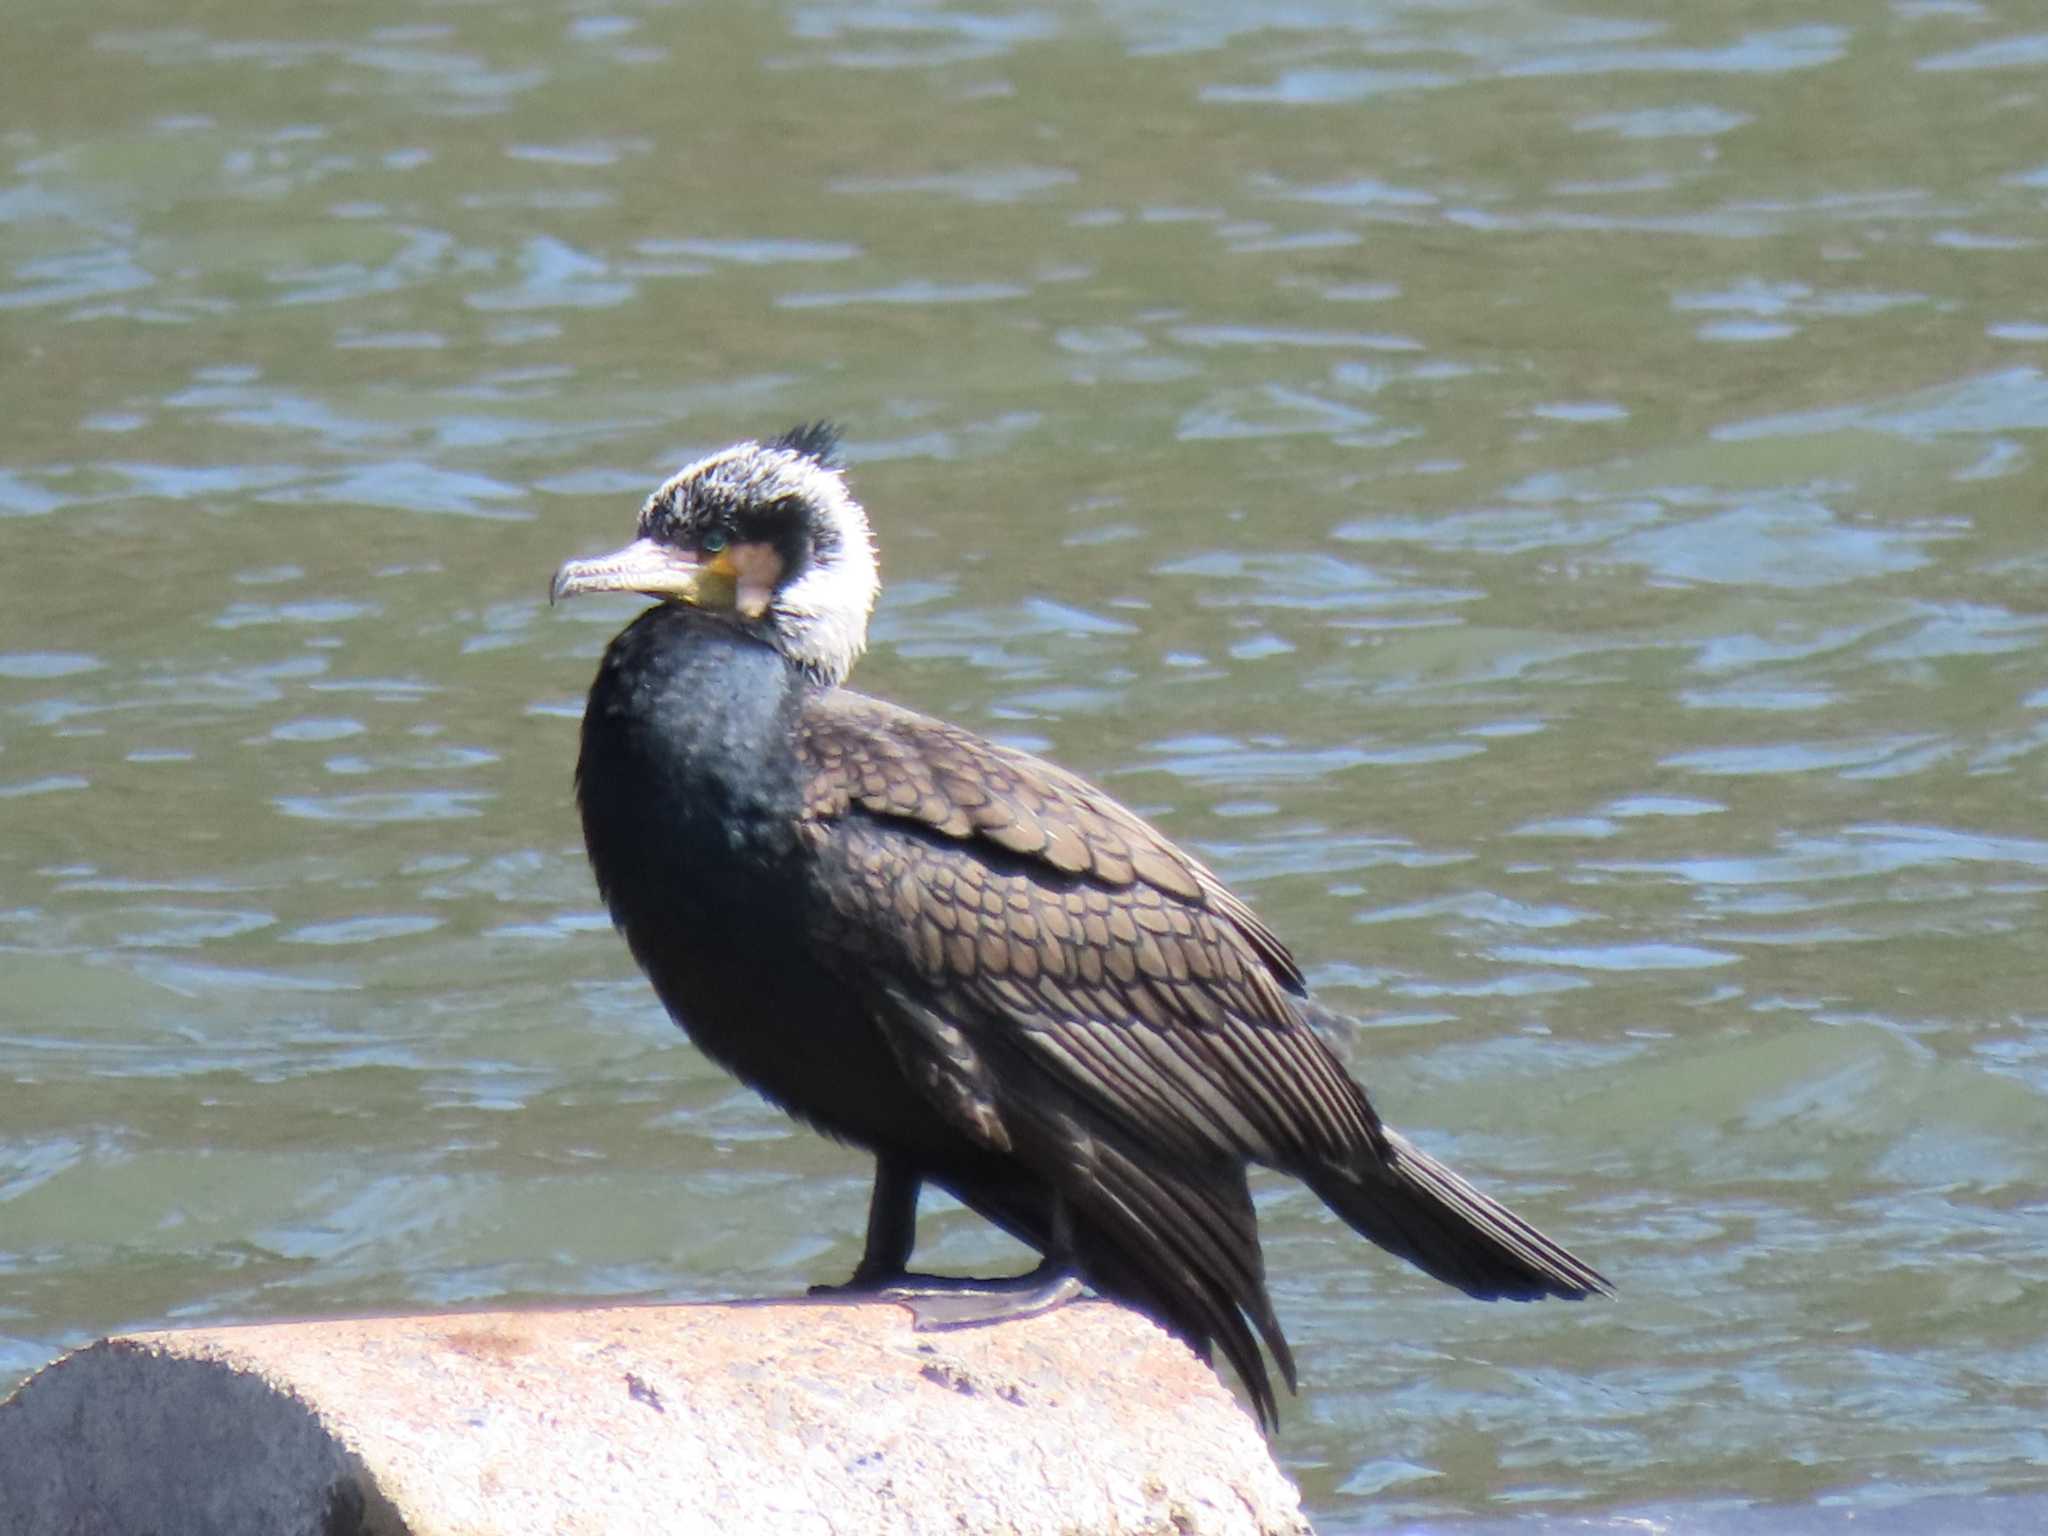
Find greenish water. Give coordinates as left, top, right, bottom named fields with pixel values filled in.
left=5, top=3, right=2048, bottom=1528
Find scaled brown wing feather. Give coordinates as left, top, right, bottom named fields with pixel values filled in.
left=795, top=688, right=1388, bottom=1178
left=801, top=689, right=1305, bottom=992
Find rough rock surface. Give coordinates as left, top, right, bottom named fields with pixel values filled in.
left=0, top=1297, right=1312, bottom=1535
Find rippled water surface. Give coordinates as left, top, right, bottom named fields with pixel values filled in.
left=6, top=2, right=2048, bottom=1528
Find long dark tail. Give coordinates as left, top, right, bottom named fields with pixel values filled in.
left=1308, top=1128, right=1612, bottom=1300
left=1070, top=1140, right=1296, bottom=1427
left=944, top=1144, right=1296, bottom=1429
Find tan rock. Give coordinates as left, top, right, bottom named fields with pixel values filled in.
left=0, top=1298, right=1311, bottom=1536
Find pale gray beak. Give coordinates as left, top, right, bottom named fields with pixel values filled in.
left=549, top=538, right=706, bottom=605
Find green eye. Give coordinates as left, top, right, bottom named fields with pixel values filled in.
left=701, top=530, right=729, bottom=554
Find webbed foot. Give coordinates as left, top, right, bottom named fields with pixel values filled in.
left=810, top=1264, right=1085, bottom=1330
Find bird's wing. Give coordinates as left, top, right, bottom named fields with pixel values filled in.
left=793, top=690, right=1609, bottom=1417
left=801, top=688, right=1304, bottom=987
left=794, top=688, right=1386, bottom=1174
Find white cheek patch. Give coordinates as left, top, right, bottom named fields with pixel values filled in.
left=731, top=541, right=786, bottom=620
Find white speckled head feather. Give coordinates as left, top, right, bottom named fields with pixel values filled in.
left=638, top=430, right=879, bottom=687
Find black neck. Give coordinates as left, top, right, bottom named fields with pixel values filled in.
left=576, top=604, right=813, bottom=915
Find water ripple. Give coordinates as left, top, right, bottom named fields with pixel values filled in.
left=0, top=652, right=101, bottom=679
left=284, top=915, right=443, bottom=946
left=1662, top=735, right=1944, bottom=777
left=1491, top=942, right=1740, bottom=972
left=776, top=279, right=1030, bottom=308
left=1608, top=499, right=1940, bottom=587
left=1504, top=25, right=1848, bottom=78
left=273, top=790, right=490, bottom=822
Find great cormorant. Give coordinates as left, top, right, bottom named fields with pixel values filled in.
left=551, top=424, right=1609, bottom=1425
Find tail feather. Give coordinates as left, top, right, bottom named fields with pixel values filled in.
left=940, top=1112, right=1296, bottom=1426
left=1077, top=1139, right=1295, bottom=1426
left=1311, top=1128, right=1612, bottom=1300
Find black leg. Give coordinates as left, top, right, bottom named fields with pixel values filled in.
left=853, top=1151, right=921, bottom=1284
left=811, top=1151, right=922, bottom=1293
left=812, top=1166, right=1086, bottom=1329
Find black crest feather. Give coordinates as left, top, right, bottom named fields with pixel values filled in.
left=770, top=421, right=842, bottom=467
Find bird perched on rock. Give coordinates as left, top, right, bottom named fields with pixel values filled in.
left=551, top=424, right=1609, bottom=1425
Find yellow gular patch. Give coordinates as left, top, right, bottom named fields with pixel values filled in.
left=730, top=541, right=786, bottom=619
left=694, top=548, right=741, bottom=610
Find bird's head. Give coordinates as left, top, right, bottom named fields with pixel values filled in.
left=550, top=423, right=879, bottom=686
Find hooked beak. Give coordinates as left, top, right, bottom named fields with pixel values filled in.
left=550, top=538, right=716, bottom=606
